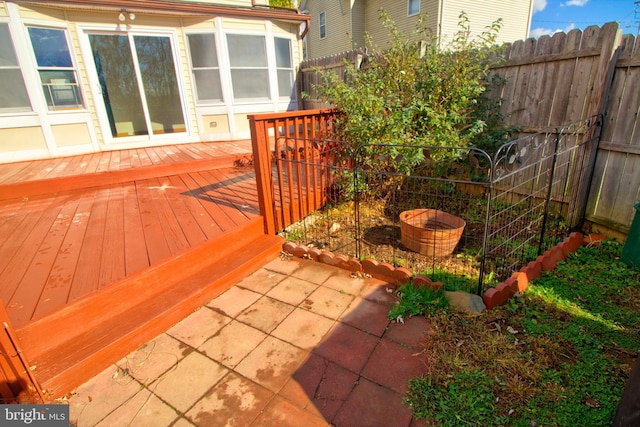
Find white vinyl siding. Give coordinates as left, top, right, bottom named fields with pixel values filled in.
left=439, top=0, right=532, bottom=45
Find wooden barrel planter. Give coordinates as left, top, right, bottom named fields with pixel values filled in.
left=399, top=209, right=466, bottom=257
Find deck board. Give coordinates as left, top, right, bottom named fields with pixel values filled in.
left=99, top=185, right=126, bottom=289
left=67, top=188, right=109, bottom=303
left=0, top=141, right=258, bottom=329
left=7, top=193, right=84, bottom=326
left=123, top=183, right=149, bottom=275
left=1, top=194, right=72, bottom=305
left=32, top=189, right=97, bottom=320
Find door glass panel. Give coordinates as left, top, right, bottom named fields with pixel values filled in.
left=89, top=34, right=147, bottom=137
left=134, top=35, right=186, bottom=135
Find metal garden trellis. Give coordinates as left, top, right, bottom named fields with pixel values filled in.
left=273, top=115, right=601, bottom=295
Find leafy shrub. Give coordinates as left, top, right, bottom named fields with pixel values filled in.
left=313, top=10, right=514, bottom=194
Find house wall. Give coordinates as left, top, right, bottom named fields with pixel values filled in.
left=439, top=0, right=532, bottom=45
left=364, top=0, right=439, bottom=49
left=303, top=0, right=354, bottom=59
left=0, top=0, right=306, bottom=162
left=305, top=0, right=532, bottom=58
left=351, top=0, right=366, bottom=49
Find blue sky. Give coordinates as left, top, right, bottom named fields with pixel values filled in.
left=530, top=0, right=638, bottom=37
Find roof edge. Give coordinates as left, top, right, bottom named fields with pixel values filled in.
left=10, top=0, right=311, bottom=22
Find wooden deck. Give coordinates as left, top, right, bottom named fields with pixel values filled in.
left=0, top=141, right=284, bottom=398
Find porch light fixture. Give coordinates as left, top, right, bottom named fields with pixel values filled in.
left=118, top=9, right=136, bottom=22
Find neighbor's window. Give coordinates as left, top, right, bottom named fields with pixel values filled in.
left=226, top=34, right=269, bottom=100
left=319, top=11, right=327, bottom=39
left=187, top=33, right=223, bottom=103
left=28, top=27, right=84, bottom=110
left=275, top=37, right=294, bottom=98
left=0, top=23, right=31, bottom=113
left=408, top=0, right=420, bottom=16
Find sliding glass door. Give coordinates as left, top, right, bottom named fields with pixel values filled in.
left=88, top=32, right=186, bottom=140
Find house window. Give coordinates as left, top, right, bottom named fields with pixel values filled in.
left=319, top=11, right=327, bottom=39
left=28, top=27, right=83, bottom=110
left=408, top=0, right=420, bottom=16
left=187, top=33, right=223, bottom=103
left=226, top=34, right=269, bottom=100
left=275, top=37, right=294, bottom=99
left=0, top=23, right=31, bottom=113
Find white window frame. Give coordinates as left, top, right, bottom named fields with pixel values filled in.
left=408, top=0, right=420, bottom=16
left=319, top=11, right=327, bottom=39
left=26, top=25, right=85, bottom=111
left=185, top=31, right=225, bottom=105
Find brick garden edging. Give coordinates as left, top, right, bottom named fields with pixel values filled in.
left=482, top=232, right=602, bottom=309
left=282, top=232, right=604, bottom=310
left=281, top=241, right=443, bottom=291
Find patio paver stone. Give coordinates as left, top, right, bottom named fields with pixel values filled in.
left=384, top=315, right=431, bottom=350
left=235, top=296, right=294, bottom=333
left=290, top=260, right=337, bottom=284
left=198, top=320, right=267, bottom=369
left=165, top=307, right=230, bottom=348
left=340, top=297, right=391, bottom=337
left=333, top=378, right=414, bottom=427
left=206, top=286, right=261, bottom=318
left=271, top=307, right=335, bottom=350
left=117, top=333, right=192, bottom=385
left=67, top=256, right=432, bottom=427
left=237, top=268, right=287, bottom=294
left=95, top=390, right=178, bottom=427
left=312, top=323, right=379, bottom=374
left=234, top=336, right=308, bottom=393
left=251, top=395, right=328, bottom=427
left=265, top=276, right=319, bottom=306
left=302, top=286, right=354, bottom=319
left=184, top=372, right=273, bottom=427
left=151, top=351, right=228, bottom=413
left=361, top=339, right=429, bottom=394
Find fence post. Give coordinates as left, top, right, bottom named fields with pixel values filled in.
left=249, top=115, right=276, bottom=235
left=579, top=23, right=622, bottom=227
left=538, top=129, right=562, bottom=255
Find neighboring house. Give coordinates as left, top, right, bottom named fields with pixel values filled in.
left=0, top=0, right=309, bottom=162
left=300, top=0, right=533, bottom=60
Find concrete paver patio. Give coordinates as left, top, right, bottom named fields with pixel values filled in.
left=65, top=256, right=432, bottom=426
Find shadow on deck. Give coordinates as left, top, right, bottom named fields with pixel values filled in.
left=0, top=142, right=283, bottom=399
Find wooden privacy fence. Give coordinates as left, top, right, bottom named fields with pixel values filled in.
left=248, top=109, right=338, bottom=234
left=299, top=22, right=640, bottom=234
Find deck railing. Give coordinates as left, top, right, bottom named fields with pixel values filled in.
left=248, top=109, right=339, bottom=234
left=0, top=300, right=45, bottom=403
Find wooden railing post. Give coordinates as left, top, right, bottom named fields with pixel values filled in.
left=249, top=115, right=277, bottom=235
left=0, top=300, right=45, bottom=403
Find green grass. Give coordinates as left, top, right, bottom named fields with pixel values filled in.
left=404, top=240, right=640, bottom=426
left=389, top=282, right=449, bottom=321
